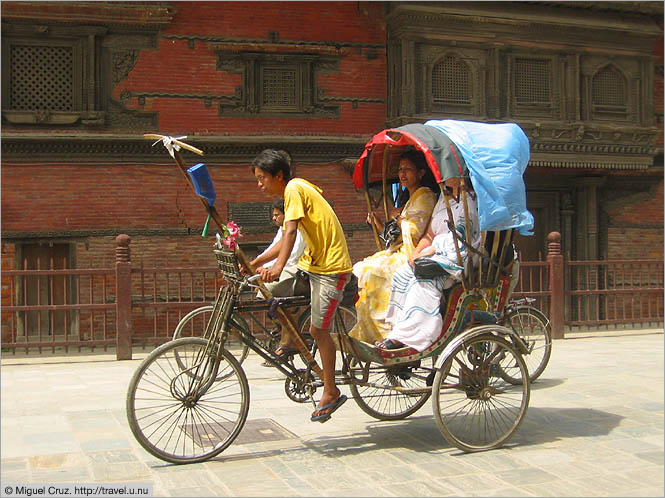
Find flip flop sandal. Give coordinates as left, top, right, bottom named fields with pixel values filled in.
left=310, top=394, right=348, bottom=423
left=274, top=345, right=298, bottom=360
left=375, top=338, right=403, bottom=350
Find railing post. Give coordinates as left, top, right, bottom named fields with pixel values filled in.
left=115, top=234, right=132, bottom=360
left=547, top=231, right=565, bottom=339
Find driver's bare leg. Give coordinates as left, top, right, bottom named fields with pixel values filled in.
left=309, top=324, right=341, bottom=414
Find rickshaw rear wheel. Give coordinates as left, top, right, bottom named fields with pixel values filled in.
left=350, top=358, right=432, bottom=421
left=432, top=333, right=529, bottom=452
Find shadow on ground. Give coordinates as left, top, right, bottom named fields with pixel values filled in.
left=177, top=406, right=624, bottom=466
left=529, top=378, right=565, bottom=390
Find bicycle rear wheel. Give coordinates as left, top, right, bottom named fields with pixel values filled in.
left=297, top=304, right=356, bottom=340
left=173, top=305, right=250, bottom=365
left=285, top=305, right=356, bottom=402
left=296, top=304, right=356, bottom=368
left=126, top=338, right=250, bottom=464
left=432, top=334, right=529, bottom=452
left=504, top=306, right=552, bottom=383
left=350, top=359, right=432, bottom=420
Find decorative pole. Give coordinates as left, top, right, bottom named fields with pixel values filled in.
left=547, top=231, right=565, bottom=339
left=115, top=234, right=132, bottom=360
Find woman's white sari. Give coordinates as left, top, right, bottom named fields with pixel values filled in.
left=384, top=193, right=480, bottom=351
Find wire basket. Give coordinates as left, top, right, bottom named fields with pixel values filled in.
left=214, top=248, right=241, bottom=281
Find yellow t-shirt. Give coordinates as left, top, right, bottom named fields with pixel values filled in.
left=283, top=178, right=352, bottom=275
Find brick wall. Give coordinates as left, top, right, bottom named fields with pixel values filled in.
left=605, top=181, right=664, bottom=260
left=1, top=0, right=386, bottom=271
left=607, top=228, right=664, bottom=260
left=114, top=1, right=386, bottom=137
left=1, top=1, right=661, bottom=268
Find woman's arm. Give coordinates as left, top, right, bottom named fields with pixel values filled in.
left=367, top=211, right=384, bottom=233
left=407, top=222, right=436, bottom=267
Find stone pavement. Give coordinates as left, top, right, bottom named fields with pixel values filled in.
left=1, top=329, right=663, bottom=497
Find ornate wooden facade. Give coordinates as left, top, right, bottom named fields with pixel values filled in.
left=1, top=1, right=663, bottom=265
left=384, top=1, right=662, bottom=260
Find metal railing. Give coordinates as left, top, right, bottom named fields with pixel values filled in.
left=511, top=260, right=550, bottom=316
left=2, top=266, right=116, bottom=353
left=1, top=232, right=663, bottom=357
left=565, top=259, right=664, bottom=329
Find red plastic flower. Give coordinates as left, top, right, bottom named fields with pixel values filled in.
left=226, top=221, right=240, bottom=238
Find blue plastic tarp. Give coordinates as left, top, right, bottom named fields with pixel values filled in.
left=425, top=120, right=534, bottom=235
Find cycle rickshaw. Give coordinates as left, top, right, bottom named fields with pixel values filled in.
left=126, top=121, right=540, bottom=464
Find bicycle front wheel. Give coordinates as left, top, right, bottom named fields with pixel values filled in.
left=126, top=338, right=250, bottom=464
left=504, top=306, right=552, bottom=383
left=173, top=305, right=250, bottom=365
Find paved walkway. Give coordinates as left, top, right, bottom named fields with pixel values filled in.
left=1, top=329, right=663, bottom=497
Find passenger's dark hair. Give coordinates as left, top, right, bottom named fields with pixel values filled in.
left=271, top=199, right=285, bottom=213
left=395, top=148, right=439, bottom=207
left=252, top=149, right=292, bottom=182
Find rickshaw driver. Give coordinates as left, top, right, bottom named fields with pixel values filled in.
left=251, top=149, right=353, bottom=423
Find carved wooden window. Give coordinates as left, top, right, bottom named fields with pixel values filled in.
left=432, top=56, right=471, bottom=105
left=9, top=44, right=75, bottom=111
left=1, top=25, right=106, bottom=126
left=260, top=65, right=300, bottom=112
left=427, top=53, right=476, bottom=116
left=510, top=56, right=557, bottom=118
left=216, top=51, right=340, bottom=117
left=591, top=65, right=627, bottom=119
left=514, top=58, right=550, bottom=104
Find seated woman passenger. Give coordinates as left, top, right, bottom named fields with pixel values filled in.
left=378, top=175, right=481, bottom=351
left=349, top=149, right=438, bottom=344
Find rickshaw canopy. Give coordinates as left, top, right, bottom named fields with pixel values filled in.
left=353, top=120, right=534, bottom=235
left=352, top=123, right=467, bottom=191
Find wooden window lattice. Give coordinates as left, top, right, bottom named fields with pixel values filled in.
left=10, top=44, right=74, bottom=111
left=592, top=67, right=625, bottom=107
left=514, top=58, right=550, bottom=104
left=432, top=57, right=471, bottom=104
left=262, top=68, right=297, bottom=108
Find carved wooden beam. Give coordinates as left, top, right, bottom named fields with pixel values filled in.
left=1, top=2, right=176, bottom=29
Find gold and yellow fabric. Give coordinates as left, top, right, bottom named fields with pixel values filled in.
left=349, top=187, right=437, bottom=343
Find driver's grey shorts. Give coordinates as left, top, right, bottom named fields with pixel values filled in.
left=307, top=271, right=351, bottom=330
